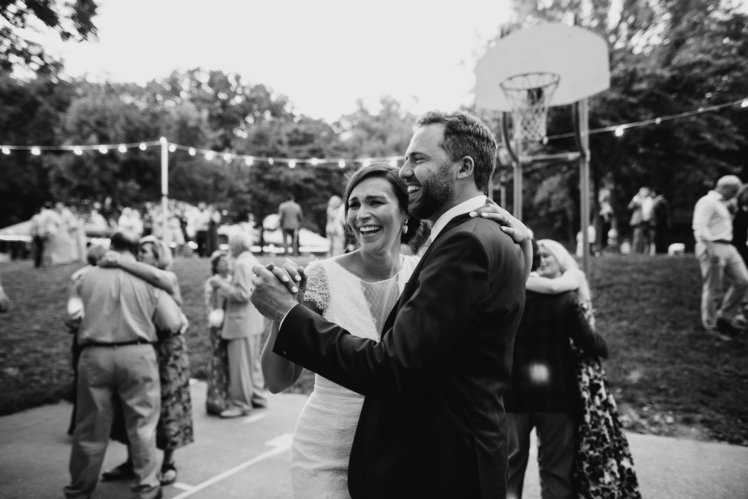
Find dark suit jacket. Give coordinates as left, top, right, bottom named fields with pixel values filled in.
left=503, top=290, right=608, bottom=414
left=274, top=213, right=526, bottom=498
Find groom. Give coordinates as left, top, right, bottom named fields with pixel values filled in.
left=251, top=111, right=526, bottom=498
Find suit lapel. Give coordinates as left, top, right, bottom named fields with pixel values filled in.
left=380, top=213, right=473, bottom=338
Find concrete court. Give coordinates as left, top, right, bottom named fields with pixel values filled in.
left=1, top=380, right=747, bottom=498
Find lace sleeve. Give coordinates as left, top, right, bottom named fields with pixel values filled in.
left=303, top=261, right=330, bottom=313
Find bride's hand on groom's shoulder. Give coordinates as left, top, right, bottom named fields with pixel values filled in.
left=470, top=201, right=533, bottom=243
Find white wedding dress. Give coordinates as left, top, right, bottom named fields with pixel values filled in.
left=291, top=255, right=418, bottom=498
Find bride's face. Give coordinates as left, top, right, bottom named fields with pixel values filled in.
left=537, top=247, right=562, bottom=278
left=347, top=176, right=406, bottom=253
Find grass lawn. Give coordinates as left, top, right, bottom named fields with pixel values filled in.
left=1, top=253, right=746, bottom=445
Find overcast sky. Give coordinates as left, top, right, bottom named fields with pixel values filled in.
left=38, top=0, right=515, bottom=122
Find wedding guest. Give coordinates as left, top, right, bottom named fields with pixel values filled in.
left=505, top=240, right=609, bottom=499
left=325, top=195, right=345, bottom=257
left=64, top=232, right=181, bottom=499
left=525, top=239, right=641, bottom=498
left=99, top=236, right=193, bottom=486
left=203, top=250, right=231, bottom=415
left=0, top=275, right=10, bottom=313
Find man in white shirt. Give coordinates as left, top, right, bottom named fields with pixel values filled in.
left=692, top=175, right=748, bottom=339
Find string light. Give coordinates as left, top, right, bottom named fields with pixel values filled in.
left=4, top=96, right=743, bottom=167
left=545, top=96, right=748, bottom=141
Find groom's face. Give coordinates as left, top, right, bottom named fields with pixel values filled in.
left=400, top=124, right=456, bottom=223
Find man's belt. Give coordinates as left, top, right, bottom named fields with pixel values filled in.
left=81, top=339, right=154, bottom=349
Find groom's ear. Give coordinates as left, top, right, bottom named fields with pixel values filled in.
left=456, top=156, right=475, bottom=180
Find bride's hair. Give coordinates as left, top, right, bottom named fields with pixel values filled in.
left=537, top=239, right=579, bottom=273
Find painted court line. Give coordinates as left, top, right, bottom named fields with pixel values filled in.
left=242, top=413, right=268, bottom=424
left=171, top=433, right=293, bottom=499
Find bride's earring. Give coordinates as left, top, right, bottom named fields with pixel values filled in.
left=401, top=222, right=409, bottom=234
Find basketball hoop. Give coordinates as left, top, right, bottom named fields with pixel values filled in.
left=499, top=72, right=560, bottom=143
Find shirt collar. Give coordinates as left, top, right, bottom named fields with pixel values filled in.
left=428, top=195, right=487, bottom=243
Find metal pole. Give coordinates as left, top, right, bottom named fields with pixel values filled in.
left=513, top=138, right=523, bottom=219
left=160, top=137, right=169, bottom=240
left=578, top=99, right=591, bottom=278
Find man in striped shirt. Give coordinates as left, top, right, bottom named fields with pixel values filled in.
left=64, top=232, right=183, bottom=499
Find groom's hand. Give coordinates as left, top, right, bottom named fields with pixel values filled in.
left=251, top=264, right=302, bottom=322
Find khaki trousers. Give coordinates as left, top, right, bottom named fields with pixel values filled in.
left=696, top=242, right=748, bottom=329
left=226, top=335, right=266, bottom=410
left=64, top=344, right=161, bottom=499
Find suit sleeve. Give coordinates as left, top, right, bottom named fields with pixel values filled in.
left=223, top=260, right=251, bottom=303
left=274, top=230, right=493, bottom=397
left=564, top=296, right=609, bottom=359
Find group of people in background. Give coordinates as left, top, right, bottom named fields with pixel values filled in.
left=627, top=185, right=670, bottom=255
left=44, top=109, right=644, bottom=497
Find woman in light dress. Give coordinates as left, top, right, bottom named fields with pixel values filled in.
left=325, top=195, right=346, bottom=257
left=261, top=163, right=531, bottom=498
left=527, top=239, right=641, bottom=498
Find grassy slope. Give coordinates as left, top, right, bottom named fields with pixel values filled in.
left=0, top=254, right=745, bottom=445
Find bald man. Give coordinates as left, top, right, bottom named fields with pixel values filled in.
left=693, top=175, right=748, bottom=339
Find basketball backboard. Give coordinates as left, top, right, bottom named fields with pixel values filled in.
left=474, top=23, right=610, bottom=111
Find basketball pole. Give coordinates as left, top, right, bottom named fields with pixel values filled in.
left=513, top=138, right=523, bottom=219
left=577, top=99, right=591, bottom=278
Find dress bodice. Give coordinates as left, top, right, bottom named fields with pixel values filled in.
left=303, top=255, right=418, bottom=396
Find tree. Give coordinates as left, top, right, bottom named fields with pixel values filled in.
left=1, top=0, right=98, bottom=74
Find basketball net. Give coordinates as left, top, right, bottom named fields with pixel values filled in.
left=500, top=72, right=560, bottom=144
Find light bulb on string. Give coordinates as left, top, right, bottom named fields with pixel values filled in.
left=118, top=144, right=127, bottom=153
left=741, top=99, right=748, bottom=108
left=310, top=158, right=319, bottom=166
left=73, top=146, right=83, bottom=155
left=655, top=117, right=662, bottom=125
left=168, top=144, right=176, bottom=153
left=362, top=159, right=371, bottom=167
left=139, top=143, right=147, bottom=151
left=205, top=151, right=215, bottom=160
left=288, top=160, right=297, bottom=169
left=188, top=147, right=196, bottom=156
left=389, top=157, right=398, bottom=167
left=268, top=158, right=274, bottom=165
left=31, top=147, right=41, bottom=156
left=223, top=153, right=232, bottom=162
left=2, top=147, right=10, bottom=155
left=98, top=146, right=108, bottom=154
left=245, top=157, right=254, bottom=166
left=614, top=127, right=625, bottom=137
left=338, top=160, right=346, bottom=168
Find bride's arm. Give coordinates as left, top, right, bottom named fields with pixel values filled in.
left=261, top=319, right=305, bottom=393
left=470, top=203, right=534, bottom=279
left=526, top=268, right=583, bottom=294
